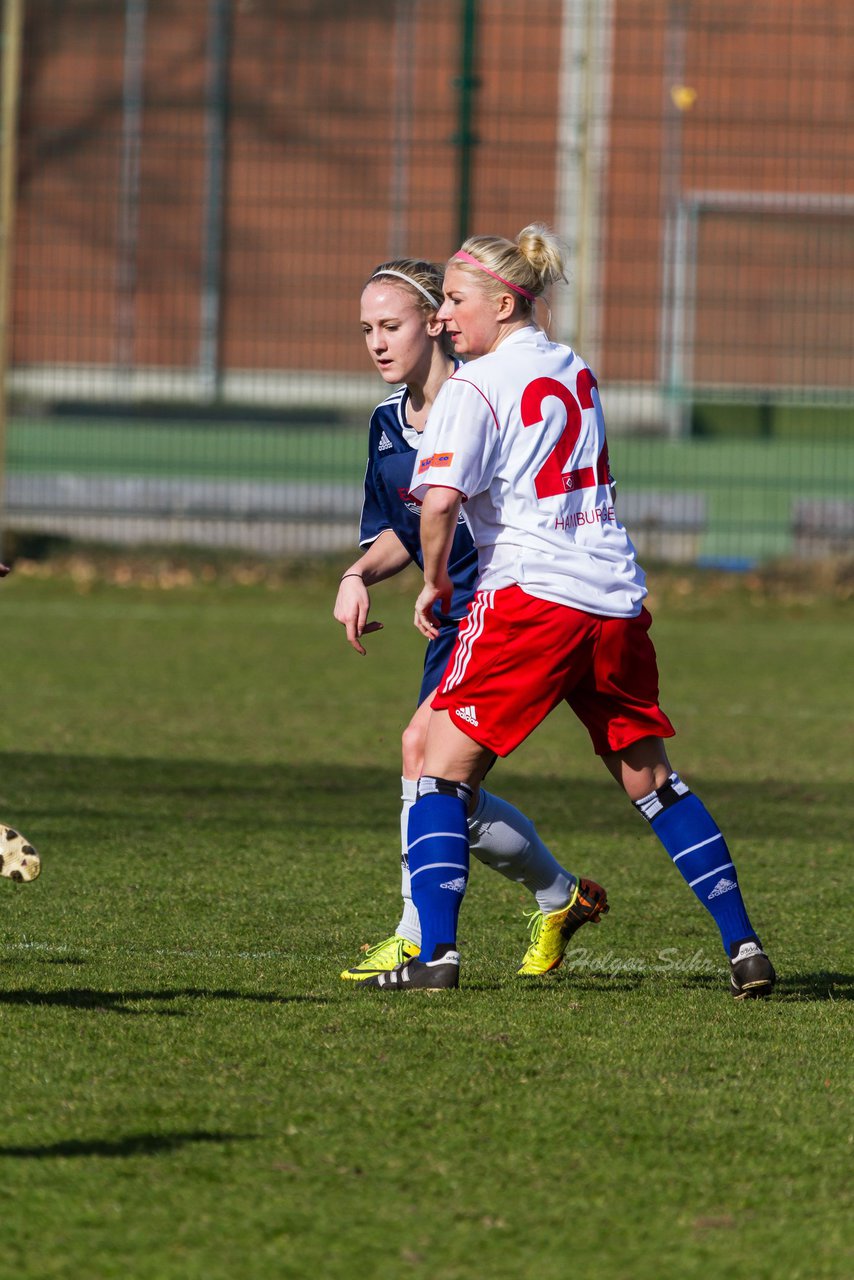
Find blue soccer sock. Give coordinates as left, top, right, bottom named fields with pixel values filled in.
left=407, top=777, right=472, bottom=961
left=634, top=773, right=759, bottom=955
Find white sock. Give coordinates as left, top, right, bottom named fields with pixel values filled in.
left=396, top=777, right=421, bottom=946
left=468, top=789, right=575, bottom=915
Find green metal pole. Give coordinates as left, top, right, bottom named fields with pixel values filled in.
left=454, top=0, right=477, bottom=247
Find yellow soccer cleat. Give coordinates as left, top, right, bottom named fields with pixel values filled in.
left=0, top=825, right=41, bottom=883
left=340, top=933, right=420, bottom=981
left=517, top=877, right=608, bottom=976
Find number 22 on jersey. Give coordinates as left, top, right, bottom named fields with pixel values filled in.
left=520, top=369, right=611, bottom=500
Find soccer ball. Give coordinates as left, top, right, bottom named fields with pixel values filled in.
left=0, top=825, right=41, bottom=882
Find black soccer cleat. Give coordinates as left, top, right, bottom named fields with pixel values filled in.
left=361, top=944, right=460, bottom=991
left=730, top=940, right=776, bottom=1000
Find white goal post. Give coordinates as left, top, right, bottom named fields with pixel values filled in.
left=662, top=189, right=854, bottom=437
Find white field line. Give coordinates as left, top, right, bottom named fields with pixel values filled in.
left=2, top=939, right=288, bottom=960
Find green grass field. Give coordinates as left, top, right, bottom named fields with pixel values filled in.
left=7, top=411, right=854, bottom=564
left=1, top=559, right=852, bottom=1279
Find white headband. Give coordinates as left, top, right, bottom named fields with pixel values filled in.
left=371, top=269, right=442, bottom=309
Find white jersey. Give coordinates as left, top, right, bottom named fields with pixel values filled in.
left=410, top=326, right=647, bottom=617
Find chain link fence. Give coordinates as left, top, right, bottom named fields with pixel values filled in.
left=2, top=0, right=852, bottom=564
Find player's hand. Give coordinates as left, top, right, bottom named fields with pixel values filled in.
left=333, top=574, right=383, bottom=656
left=414, top=572, right=452, bottom=640
left=0, top=563, right=10, bottom=577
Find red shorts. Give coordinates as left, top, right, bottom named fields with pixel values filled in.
left=432, top=585, right=675, bottom=757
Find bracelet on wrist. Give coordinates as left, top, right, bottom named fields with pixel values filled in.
left=340, top=572, right=364, bottom=581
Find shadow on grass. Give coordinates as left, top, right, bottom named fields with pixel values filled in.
left=514, top=971, right=854, bottom=1001
left=0, top=1131, right=256, bottom=1159
left=777, top=972, right=853, bottom=1001
left=0, top=987, right=327, bottom=1014
left=2, top=750, right=852, bottom=844
left=511, top=972, right=721, bottom=995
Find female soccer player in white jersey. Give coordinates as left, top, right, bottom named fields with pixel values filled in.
left=363, top=228, right=775, bottom=999
left=334, top=258, right=608, bottom=980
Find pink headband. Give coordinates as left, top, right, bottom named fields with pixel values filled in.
left=453, top=250, right=538, bottom=303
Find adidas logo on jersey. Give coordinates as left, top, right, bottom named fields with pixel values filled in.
left=455, top=705, right=479, bottom=727
left=378, top=431, right=393, bottom=451
left=708, top=877, right=737, bottom=900
left=439, top=876, right=467, bottom=894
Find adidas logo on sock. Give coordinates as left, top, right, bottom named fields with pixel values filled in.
left=378, top=431, right=393, bottom=451
left=708, top=877, right=737, bottom=900
left=455, top=705, right=479, bottom=727
left=439, top=876, right=467, bottom=894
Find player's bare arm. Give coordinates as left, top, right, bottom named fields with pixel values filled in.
left=414, top=485, right=462, bottom=639
left=334, top=528, right=413, bottom=654
left=0, top=563, right=11, bottom=577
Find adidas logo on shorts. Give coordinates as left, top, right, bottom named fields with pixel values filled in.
left=439, top=876, right=467, bottom=894
left=455, top=705, right=479, bottom=727
left=708, top=877, right=737, bottom=900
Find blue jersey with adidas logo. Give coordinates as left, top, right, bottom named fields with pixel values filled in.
left=360, top=381, right=479, bottom=622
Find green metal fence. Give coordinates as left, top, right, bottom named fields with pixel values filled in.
left=2, top=0, right=853, bottom=563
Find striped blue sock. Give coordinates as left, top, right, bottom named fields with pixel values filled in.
left=407, top=778, right=472, bottom=960
left=635, top=773, right=758, bottom=954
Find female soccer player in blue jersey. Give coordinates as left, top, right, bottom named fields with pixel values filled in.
left=334, top=258, right=607, bottom=980
left=364, top=228, right=774, bottom=999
